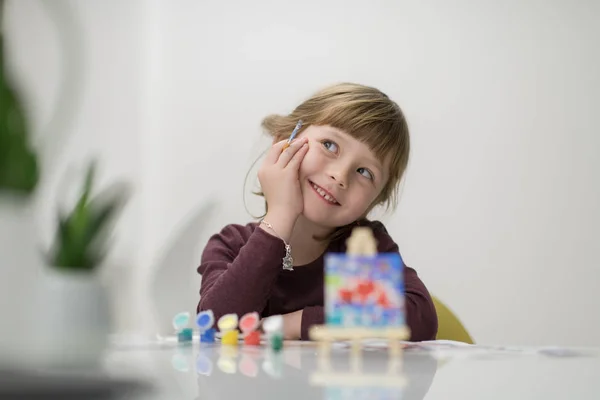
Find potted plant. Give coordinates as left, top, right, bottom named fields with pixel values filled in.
left=0, top=1, right=127, bottom=368
left=31, top=161, right=129, bottom=368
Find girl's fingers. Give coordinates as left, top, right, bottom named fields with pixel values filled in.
left=286, top=141, right=309, bottom=170
left=276, top=138, right=308, bottom=168
left=264, top=139, right=289, bottom=164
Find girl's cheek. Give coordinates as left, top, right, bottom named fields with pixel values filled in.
left=301, top=146, right=314, bottom=163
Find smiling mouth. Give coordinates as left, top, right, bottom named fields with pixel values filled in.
left=309, top=181, right=340, bottom=205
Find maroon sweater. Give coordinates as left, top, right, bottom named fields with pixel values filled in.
left=197, top=220, right=438, bottom=341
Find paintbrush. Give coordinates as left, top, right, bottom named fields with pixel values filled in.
left=282, top=120, right=303, bottom=151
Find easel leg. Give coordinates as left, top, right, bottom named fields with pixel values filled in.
left=350, top=338, right=361, bottom=357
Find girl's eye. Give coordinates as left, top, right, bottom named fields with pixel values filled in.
left=322, top=140, right=339, bottom=153
left=357, top=167, right=374, bottom=180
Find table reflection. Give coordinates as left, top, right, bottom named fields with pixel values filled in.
left=182, top=343, right=439, bottom=400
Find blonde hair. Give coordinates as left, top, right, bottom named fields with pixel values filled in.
left=253, top=82, right=410, bottom=239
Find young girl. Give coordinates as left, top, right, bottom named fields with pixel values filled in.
left=197, top=83, right=437, bottom=341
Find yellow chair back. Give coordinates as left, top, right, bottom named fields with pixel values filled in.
left=432, top=296, right=474, bottom=344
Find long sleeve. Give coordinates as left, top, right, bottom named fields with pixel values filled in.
left=372, top=222, right=438, bottom=341
left=301, top=306, right=324, bottom=340
left=197, top=224, right=286, bottom=323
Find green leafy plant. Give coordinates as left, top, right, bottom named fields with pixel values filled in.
left=0, top=25, right=39, bottom=196
left=49, top=162, right=129, bottom=270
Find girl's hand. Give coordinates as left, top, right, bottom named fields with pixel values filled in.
left=282, top=309, right=303, bottom=340
left=257, top=137, right=309, bottom=242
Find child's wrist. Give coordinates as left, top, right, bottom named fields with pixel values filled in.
left=260, top=210, right=297, bottom=242
left=282, top=309, right=303, bottom=340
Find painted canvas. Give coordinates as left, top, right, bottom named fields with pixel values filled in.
left=324, top=253, right=405, bottom=328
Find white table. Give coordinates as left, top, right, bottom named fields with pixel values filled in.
left=3, top=340, right=599, bottom=399
left=101, top=339, right=600, bottom=399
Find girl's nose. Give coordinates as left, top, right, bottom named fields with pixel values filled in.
left=328, top=170, right=348, bottom=189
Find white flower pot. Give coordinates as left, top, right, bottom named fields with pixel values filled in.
left=29, top=268, right=112, bottom=369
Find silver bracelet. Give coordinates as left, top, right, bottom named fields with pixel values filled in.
left=260, top=220, right=294, bottom=271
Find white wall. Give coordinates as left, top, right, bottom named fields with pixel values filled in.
left=4, top=0, right=600, bottom=346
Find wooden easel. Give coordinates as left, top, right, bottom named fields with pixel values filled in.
left=309, top=227, right=410, bottom=356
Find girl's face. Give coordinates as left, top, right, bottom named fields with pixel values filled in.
left=294, top=125, right=390, bottom=229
